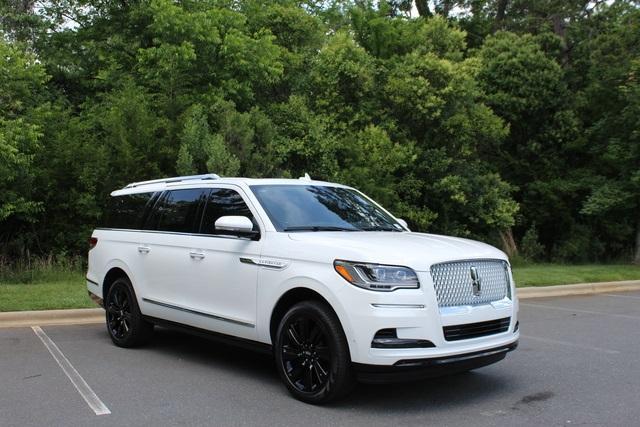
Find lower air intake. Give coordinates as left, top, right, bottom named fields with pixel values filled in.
left=443, top=317, right=511, bottom=341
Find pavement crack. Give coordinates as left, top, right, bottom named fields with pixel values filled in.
left=22, top=374, right=42, bottom=380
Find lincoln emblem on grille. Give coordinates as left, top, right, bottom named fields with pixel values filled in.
left=470, top=266, right=482, bottom=296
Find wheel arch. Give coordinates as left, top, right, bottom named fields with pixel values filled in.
left=270, top=288, right=328, bottom=342
left=268, top=284, right=357, bottom=361
left=101, top=260, right=135, bottom=300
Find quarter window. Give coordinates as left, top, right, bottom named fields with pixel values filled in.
left=103, top=192, right=157, bottom=229
left=145, top=189, right=208, bottom=233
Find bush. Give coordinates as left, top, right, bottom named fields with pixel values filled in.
left=551, top=225, right=606, bottom=263
left=520, top=225, right=545, bottom=261
left=0, top=255, right=84, bottom=284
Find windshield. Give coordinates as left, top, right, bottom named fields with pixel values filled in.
left=250, top=185, right=404, bottom=232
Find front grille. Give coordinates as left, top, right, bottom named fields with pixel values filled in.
left=443, top=317, right=511, bottom=341
left=430, top=259, right=510, bottom=307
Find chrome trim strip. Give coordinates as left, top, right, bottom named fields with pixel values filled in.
left=142, top=298, right=255, bottom=328
left=371, top=303, right=426, bottom=309
left=94, top=228, right=258, bottom=241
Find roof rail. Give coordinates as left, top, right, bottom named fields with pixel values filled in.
left=124, top=173, right=220, bottom=189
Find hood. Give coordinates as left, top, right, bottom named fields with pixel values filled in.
left=286, top=231, right=507, bottom=271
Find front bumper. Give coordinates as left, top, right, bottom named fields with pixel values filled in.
left=334, top=269, right=519, bottom=365
left=354, top=341, right=518, bottom=383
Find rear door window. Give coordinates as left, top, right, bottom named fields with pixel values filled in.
left=145, top=188, right=209, bottom=233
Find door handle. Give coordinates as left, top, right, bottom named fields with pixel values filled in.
left=189, top=251, right=205, bottom=260
left=137, top=245, right=150, bottom=254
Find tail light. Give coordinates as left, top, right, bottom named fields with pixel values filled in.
left=88, top=237, right=98, bottom=250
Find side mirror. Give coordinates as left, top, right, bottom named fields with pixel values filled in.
left=214, top=216, right=258, bottom=238
left=396, top=218, right=410, bottom=231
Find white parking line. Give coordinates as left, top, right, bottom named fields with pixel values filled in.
left=521, top=334, right=621, bottom=355
left=31, top=326, right=111, bottom=416
left=521, top=303, right=640, bottom=320
left=603, top=293, right=640, bottom=300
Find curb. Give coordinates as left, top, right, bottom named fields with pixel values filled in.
left=0, top=308, right=103, bottom=328
left=517, top=280, right=640, bottom=299
left=1, top=280, right=639, bottom=327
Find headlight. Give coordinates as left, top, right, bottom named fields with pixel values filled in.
left=333, top=260, right=420, bottom=291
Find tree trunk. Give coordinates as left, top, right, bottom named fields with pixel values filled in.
left=634, top=219, right=640, bottom=265
left=415, top=0, right=432, bottom=17
left=494, top=0, right=509, bottom=31
left=552, top=14, right=570, bottom=66
left=438, top=0, right=453, bottom=17
left=500, top=228, right=518, bottom=258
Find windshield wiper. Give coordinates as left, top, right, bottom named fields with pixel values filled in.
left=283, top=225, right=359, bottom=232
left=360, top=225, right=402, bottom=232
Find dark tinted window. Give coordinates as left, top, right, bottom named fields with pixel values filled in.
left=200, top=188, right=257, bottom=235
left=145, top=189, right=208, bottom=233
left=250, top=185, right=402, bottom=232
left=103, top=192, right=156, bottom=229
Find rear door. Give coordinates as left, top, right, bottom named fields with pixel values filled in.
left=136, top=188, right=208, bottom=319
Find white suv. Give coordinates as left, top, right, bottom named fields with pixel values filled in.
left=87, top=174, right=519, bottom=403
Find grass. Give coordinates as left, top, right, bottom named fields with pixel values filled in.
left=1, top=259, right=639, bottom=311
left=512, top=263, right=640, bottom=287
left=0, top=273, right=94, bottom=311
left=0, top=256, right=94, bottom=312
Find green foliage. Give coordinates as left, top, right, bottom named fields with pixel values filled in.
left=0, top=0, right=638, bottom=263
left=309, top=32, right=376, bottom=127
left=520, top=225, right=545, bottom=261
left=177, top=104, right=241, bottom=176
left=0, top=39, right=47, bottom=251
left=0, top=118, right=41, bottom=221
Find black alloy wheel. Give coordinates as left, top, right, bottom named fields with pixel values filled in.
left=106, top=284, right=132, bottom=340
left=281, top=315, right=332, bottom=393
left=105, top=277, right=153, bottom=347
left=275, top=301, right=355, bottom=404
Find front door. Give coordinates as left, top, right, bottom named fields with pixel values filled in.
left=173, top=186, right=263, bottom=340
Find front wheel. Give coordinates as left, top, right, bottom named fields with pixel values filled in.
left=274, top=301, right=355, bottom=404
left=105, top=277, right=153, bottom=347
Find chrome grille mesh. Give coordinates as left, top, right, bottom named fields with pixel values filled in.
left=430, top=259, right=510, bottom=307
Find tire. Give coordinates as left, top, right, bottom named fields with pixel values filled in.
left=274, top=300, right=355, bottom=404
left=105, top=276, right=153, bottom=347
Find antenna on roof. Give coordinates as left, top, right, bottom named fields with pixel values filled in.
left=299, top=173, right=312, bottom=181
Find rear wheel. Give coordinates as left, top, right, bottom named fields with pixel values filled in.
left=105, top=277, right=153, bottom=347
left=274, top=301, right=355, bottom=404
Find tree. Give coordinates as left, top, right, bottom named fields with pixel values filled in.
left=575, top=4, right=640, bottom=263
left=0, top=0, right=637, bottom=263
left=476, top=31, right=580, bottom=258
left=0, top=39, right=47, bottom=255
left=176, top=104, right=241, bottom=177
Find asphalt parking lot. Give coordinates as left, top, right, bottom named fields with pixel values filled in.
left=1, top=292, right=639, bottom=427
